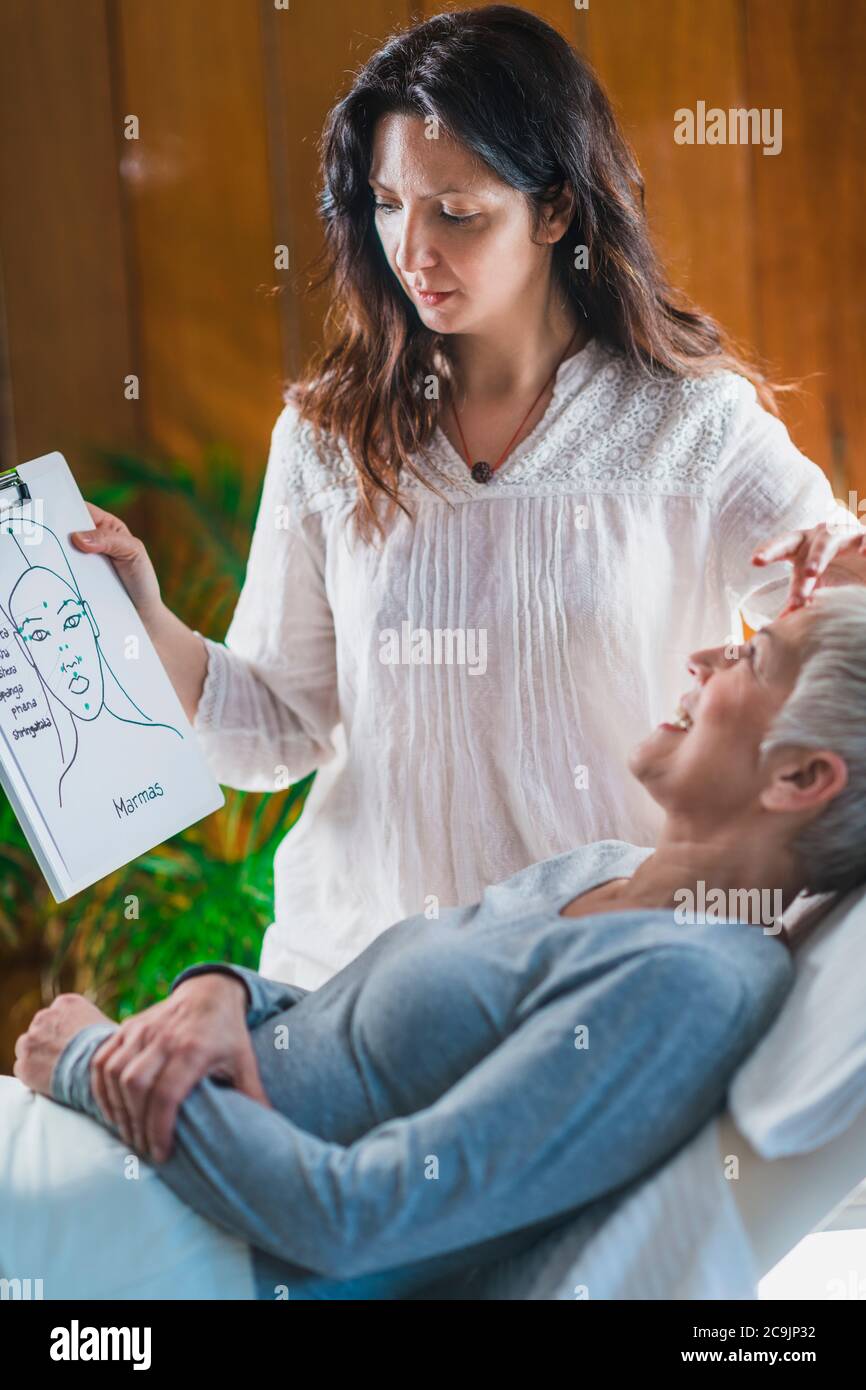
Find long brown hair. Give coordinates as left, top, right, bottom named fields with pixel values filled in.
left=291, top=4, right=786, bottom=546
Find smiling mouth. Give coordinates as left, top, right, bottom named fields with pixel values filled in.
left=662, top=702, right=694, bottom=732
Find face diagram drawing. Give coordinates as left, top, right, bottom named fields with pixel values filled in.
left=12, top=565, right=103, bottom=716
left=1, top=513, right=182, bottom=809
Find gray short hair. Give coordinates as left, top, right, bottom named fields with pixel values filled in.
left=759, top=586, right=866, bottom=895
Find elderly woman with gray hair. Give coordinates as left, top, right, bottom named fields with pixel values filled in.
left=4, top=584, right=866, bottom=1300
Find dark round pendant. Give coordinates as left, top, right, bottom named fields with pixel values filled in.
left=471, top=460, right=493, bottom=484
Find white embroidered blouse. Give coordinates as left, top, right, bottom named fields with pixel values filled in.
left=192, top=336, right=840, bottom=989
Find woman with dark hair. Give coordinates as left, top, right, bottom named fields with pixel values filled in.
left=70, top=12, right=860, bottom=1012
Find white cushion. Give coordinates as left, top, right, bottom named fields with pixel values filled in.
left=0, top=1076, right=255, bottom=1298
left=729, top=885, right=866, bottom=1158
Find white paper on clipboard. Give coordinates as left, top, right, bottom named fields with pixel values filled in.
left=0, top=452, right=224, bottom=901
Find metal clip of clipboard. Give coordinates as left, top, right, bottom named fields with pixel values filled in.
left=0, top=468, right=32, bottom=513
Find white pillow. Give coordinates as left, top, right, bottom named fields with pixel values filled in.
left=729, top=884, right=866, bottom=1158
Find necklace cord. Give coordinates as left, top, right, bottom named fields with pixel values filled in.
left=449, top=325, right=581, bottom=477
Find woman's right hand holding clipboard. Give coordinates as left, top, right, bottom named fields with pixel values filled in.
left=70, top=502, right=209, bottom=722
left=70, top=502, right=163, bottom=628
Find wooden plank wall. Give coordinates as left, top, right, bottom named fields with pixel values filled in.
left=0, top=0, right=139, bottom=467
left=0, top=0, right=862, bottom=504
left=575, top=0, right=865, bottom=501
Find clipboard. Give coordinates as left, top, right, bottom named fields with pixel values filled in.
left=0, top=453, right=225, bottom=902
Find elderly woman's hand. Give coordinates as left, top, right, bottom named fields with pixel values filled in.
left=14, top=994, right=115, bottom=1096
left=752, top=514, right=866, bottom=614
left=89, top=973, right=271, bottom=1165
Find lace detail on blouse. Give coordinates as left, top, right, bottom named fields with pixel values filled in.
left=275, top=340, right=751, bottom=518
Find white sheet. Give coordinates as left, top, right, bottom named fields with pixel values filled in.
left=0, top=1076, right=255, bottom=1300
left=2, top=1070, right=763, bottom=1300
left=459, top=1114, right=760, bottom=1299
